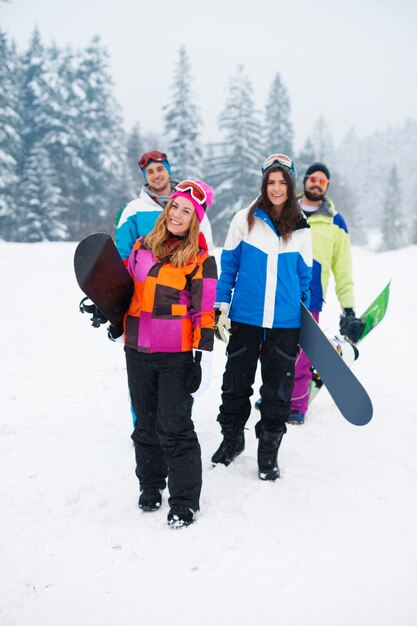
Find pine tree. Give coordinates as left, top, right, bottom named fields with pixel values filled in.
left=296, top=138, right=315, bottom=191
left=64, top=36, right=129, bottom=237
left=18, top=145, right=67, bottom=242
left=1, top=28, right=130, bottom=241
left=204, top=65, right=264, bottom=244
left=264, top=72, right=293, bottom=157
left=381, top=165, right=405, bottom=250
left=44, top=45, right=81, bottom=213
left=19, top=29, right=59, bottom=169
left=413, top=210, right=417, bottom=245
left=126, top=123, right=144, bottom=197
left=308, top=117, right=335, bottom=163
left=16, top=30, right=74, bottom=240
left=413, top=186, right=417, bottom=246
left=328, top=172, right=367, bottom=245
left=0, top=31, right=22, bottom=240
left=163, top=46, right=203, bottom=179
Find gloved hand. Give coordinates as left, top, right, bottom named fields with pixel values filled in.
left=339, top=308, right=365, bottom=343
left=186, top=350, right=202, bottom=394
left=214, top=303, right=231, bottom=343
left=192, top=350, right=213, bottom=398
left=107, top=324, right=124, bottom=343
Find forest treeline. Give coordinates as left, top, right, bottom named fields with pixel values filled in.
left=0, top=29, right=416, bottom=249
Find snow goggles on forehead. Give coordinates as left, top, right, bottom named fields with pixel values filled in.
left=306, top=174, right=328, bottom=186
left=175, top=180, right=207, bottom=205
left=262, top=153, right=296, bottom=176
left=138, top=151, right=168, bottom=169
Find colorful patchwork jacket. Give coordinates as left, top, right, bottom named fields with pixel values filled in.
left=124, top=238, right=217, bottom=353
left=216, top=207, right=312, bottom=328
left=302, top=196, right=354, bottom=312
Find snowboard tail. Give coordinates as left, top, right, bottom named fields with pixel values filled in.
left=308, top=336, right=358, bottom=406
left=300, top=303, right=373, bottom=426
left=308, top=281, right=390, bottom=410
left=74, top=233, right=134, bottom=331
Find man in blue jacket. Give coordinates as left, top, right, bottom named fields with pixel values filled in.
left=115, top=150, right=212, bottom=262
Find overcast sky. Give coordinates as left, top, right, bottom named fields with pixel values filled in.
left=2, top=0, right=416, bottom=150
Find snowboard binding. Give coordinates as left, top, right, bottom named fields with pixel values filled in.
left=79, top=297, right=108, bottom=328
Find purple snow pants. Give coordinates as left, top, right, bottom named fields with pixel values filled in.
left=290, top=311, right=320, bottom=416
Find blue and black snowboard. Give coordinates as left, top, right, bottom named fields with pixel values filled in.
left=306, top=282, right=390, bottom=423
left=299, top=305, right=373, bottom=426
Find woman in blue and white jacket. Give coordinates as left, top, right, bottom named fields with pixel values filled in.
left=212, top=154, right=312, bottom=481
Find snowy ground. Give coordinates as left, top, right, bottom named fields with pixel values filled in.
left=1, top=241, right=416, bottom=626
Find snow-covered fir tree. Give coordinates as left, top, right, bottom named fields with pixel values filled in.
left=18, top=28, right=46, bottom=164
left=204, top=65, right=264, bottom=244
left=264, top=72, right=293, bottom=157
left=334, top=121, right=417, bottom=237
left=16, top=30, right=79, bottom=241
left=18, top=145, right=67, bottom=242
left=18, top=29, right=65, bottom=172
left=381, top=165, right=405, bottom=250
left=332, top=128, right=369, bottom=244
left=43, top=45, right=83, bottom=221
left=126, top=123, right=145, bottom=197
left=0, top=31, right=22, bottom=240
left=413, top=213, right=417, bottom=245
left=0, top=29, right=130, bottom=241
left=65, top=36, right=129, bottom=238
left=328, top=172, right=367, bottom=245
left=163, top=46, right=203, bottom=180
left=308, top=116, right=335, bottom=163
left=296, top=138, right=315, bottom=191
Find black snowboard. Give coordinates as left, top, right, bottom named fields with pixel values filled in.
left=74, top=233, right=133, bottom=332
left=299, top=303, right=373, bottom=426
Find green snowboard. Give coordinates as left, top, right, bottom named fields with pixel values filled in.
left=358, top=280, right=391, bottom=341
left=309, top=281, right=391, bottom=405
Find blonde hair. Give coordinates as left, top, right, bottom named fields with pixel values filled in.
left=144, top=199, right=201, bottom=267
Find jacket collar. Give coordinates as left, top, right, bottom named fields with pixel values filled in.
left=298, top=194, right=335, bottom=217
left=252, top=208, right=278, bottom=233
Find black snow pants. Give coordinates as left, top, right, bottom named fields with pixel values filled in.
left=125, top=347, right=202, bottom=513
left=218, top=322, right=300, bottom=433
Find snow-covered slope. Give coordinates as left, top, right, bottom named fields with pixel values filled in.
left=1, top=242, right=416, bottom=626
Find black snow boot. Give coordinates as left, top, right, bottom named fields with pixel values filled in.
left=138, top=487, right=163, bottom=512
left=255, top=422, right=284, bottom=481
left=211, top=429, right=245, bottom=466
left=167, top=507, right=196, bottom=529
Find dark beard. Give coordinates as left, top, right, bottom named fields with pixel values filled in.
left=304, top=188, right=325, bottom=202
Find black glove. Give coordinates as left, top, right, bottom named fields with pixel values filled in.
left=79, top=297, right=108, bottom=328
left=107, top=324, right=124, bottom=342
left=186, top=350, right=202, bottom=394
left=339, top=308, right=365, bottom=343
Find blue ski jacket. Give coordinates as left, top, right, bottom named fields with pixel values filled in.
left=216, top=207, right=312, bottom=328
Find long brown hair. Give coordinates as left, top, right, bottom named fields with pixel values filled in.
left=247, top=166, right=302, bottom=243
left=144, top=199, right=201, bottom=267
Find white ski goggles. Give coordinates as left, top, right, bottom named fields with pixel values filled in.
left=262, top=153, right=297, bottom=178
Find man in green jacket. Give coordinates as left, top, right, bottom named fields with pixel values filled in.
left=289, top=162, right=361, bottom=424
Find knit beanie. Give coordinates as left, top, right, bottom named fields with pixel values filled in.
left=304, top=162, right=330, bottom=182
